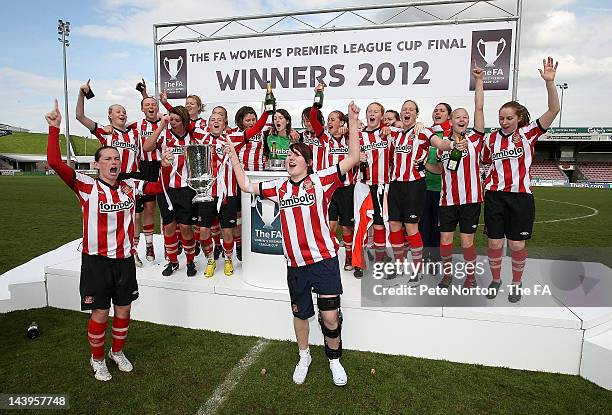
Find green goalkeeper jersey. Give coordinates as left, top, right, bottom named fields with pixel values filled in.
left=266, top=134, right=291, bottom=160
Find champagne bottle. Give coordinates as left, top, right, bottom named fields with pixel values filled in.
left=264, top=82, right=276, bottom=115
left=360, top=160, right=369, bottom=183
left=313, top=88, right=324, bottom=109
left=447, top=131, right=465, bottom=172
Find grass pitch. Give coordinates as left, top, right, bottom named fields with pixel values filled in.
left=1, top=176, right=612, bottom=414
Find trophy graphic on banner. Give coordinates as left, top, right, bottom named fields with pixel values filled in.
left=163, top=56, right=184, bottom=81
left=477, top=38, right=506, bottom=67
left=185, top=144, right=214, bottom=203
left=255, top=197, right=280, bottom=229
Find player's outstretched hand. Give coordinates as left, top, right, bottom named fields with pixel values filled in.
left=45, top=99, right=62, bottom=128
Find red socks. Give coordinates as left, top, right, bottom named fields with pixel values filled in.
left=373, top=227, right=386, bottom=261
left=511, top=248, right=527, bottom=283
left=182, top=237, right=196, bottom=263
left=342, top=232, right=353, bottom=259
left=222, top=238, right=234, bottom=259
left=111, top=316, right=130, bottom=353
left=87, top=319, right=107, bottom=360
left=406, top=232, right=423, bottom=270
left=164, top=233, right=179, bottom=263
left=201, top=235, right=213, bottom=258
left=143, top=223, right=154, bottom=246
left=389, top=230, right=405, bottom=261
left=440, top=243, right=453, bottom=278
left=487, top=247, right=503, bottom=282
left=462, top=244, right=477, bottom=285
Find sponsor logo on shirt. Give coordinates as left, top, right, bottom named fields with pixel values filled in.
left=302, top=137, right=323, bottom=146
left=329, top=147, right=349, bottom=154
left=492, top=147, right=524, bottom=161
left=111, top=140, right=138, bottom=152
left=280, top=193, right=316, bottom=209
left=99, top=200, right=134, bottom=213
left=169, top=146, right=184, bottom=155
left=394, top=144, right=413, bottom=153
left=360, top=141, right=389, bottom=151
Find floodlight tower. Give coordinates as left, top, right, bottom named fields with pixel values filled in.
left=58, top=20, right=72, bottom=166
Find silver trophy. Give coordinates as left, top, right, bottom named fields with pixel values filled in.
left=185, top=144, right=214, bottom=203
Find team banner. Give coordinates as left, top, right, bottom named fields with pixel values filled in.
left=158, top=21, right=515, bottom=102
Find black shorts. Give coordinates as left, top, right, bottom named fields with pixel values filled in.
left=198, top=196, right=239, bottom=229
left=79, top=253, right=139, bottom=311
left=484, top=191, right=535, bottom=240
left=157, top=187, right=196, bottom=226
left=236, top=188, right=242, bottom=213
left=439, top=203, right=482, bottom=234
left=287, top=257, right=343, bottom=320
left=329, top=184, right=355, bottom=227
left=137, top=160, right=161, bottom=206
left=387, top=179, right=426, bottom=224
left=369, top=185, right=385, bottom=226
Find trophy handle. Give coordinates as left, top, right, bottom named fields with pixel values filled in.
left=494, top=38, right=507, bottom=62
left=176, top=56, right=183, bottom=74
left=163, top=57, right=171, bottom=75
left=476, top=39, right=486, bottom=63
left=255, top=196, right=264, bottom=218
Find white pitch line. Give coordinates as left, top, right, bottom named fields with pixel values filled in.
left=478, top=198, right=599, bottom=226
left=533, top=198, right=599, bottom=224
left=197, top=338, right=270, bottom=415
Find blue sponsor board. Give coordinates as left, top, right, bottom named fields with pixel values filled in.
left=250, top=196, right=284, bottom=255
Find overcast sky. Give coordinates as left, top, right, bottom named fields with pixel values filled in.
left=1, top=0, right=611, bottom=136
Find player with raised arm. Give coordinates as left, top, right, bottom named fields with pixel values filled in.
left=225, top=101, right=361, bottom=387
left=142, top=106, right=198, bottom=277
left=435, top=65, right=485, bottom=289
left=309, top=83, right=357, bottom=271
left=76, top=80, right=144, bottom=266
left=482, top=57, right=560, bottom=302
left=385, top=99, right=456, bottom=280
left=46, top=99, right=172, bottom=381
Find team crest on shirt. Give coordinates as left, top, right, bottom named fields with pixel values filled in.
left=302, top=180, right=313, bottom=191
left=121, top=184, right=133, bottom=195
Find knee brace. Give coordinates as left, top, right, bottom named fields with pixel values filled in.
left=317, top=296, right=343, bottom=359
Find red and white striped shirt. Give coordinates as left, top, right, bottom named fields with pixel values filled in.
left=259, top=165, right=344, bottom=267
left=326, top=134, right=357, bottom=186
left=482, top=120, right=546, bottom=194
left=92, top=123, right=140, bottom=173
left=301, top=130, right=328, bottom=172
left=437, top=130, right=485, bottom=206
left=138, top=119, right=162, bottom=161
left=73, top=173, right=145, bottom=258
left=389, top=126, right=432, bottom=182
left=156, top=128, right=191, bottom=188
left=238, top=124, right=270, bottom=171
left=359, top=128, right=392, bottom=185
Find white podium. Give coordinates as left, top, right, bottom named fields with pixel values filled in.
left=241, top=171, right=288, bottom=290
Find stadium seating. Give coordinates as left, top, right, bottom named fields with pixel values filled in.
left=577, top=161, right=612, bottom=182
left=530, top=161, right=568, bottom=181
